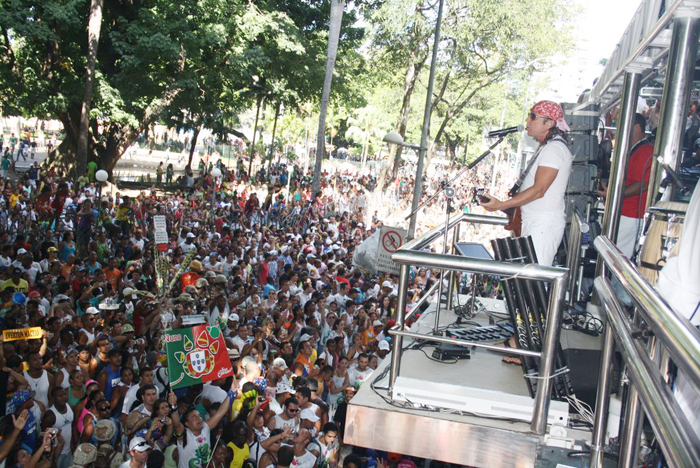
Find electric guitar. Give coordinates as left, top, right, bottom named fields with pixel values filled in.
left=473, top=189, right=522, bottom=236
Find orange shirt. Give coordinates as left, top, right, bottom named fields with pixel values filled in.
left=103, top=267, right=122, bottom=291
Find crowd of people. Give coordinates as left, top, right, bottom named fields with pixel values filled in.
left=0, top=140, right=522, bottom=468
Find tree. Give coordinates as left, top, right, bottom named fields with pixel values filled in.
left=76, top=0, right=104, bottom=180
left=312, top=0, right=346, bottom=194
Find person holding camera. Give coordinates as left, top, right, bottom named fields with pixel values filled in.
left=144, top=399, right=173, bottom=451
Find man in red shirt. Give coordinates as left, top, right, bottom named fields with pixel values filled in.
left=597, top=113, right=654, bottom=258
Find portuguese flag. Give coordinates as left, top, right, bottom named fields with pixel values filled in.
left=165, top=325, right=234, bottom=389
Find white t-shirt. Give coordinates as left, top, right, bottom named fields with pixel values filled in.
left=177, top=424, right=211, bottom=468
left=122, top=383, right=141, bottom=415
left=347, top=366, right=374, bottom=388
left=201, top=383, right=227, bottom=404
left=519, top=139, right=572, bottom=222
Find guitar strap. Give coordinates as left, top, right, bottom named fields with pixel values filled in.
left=509, top=136, right=567, bottom=197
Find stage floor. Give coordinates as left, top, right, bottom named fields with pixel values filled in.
left=345, top=295, right=599, bottom=468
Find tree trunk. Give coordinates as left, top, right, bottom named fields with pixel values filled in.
left=248, top=94, right=263, bottom=177
left=76, top=0, right=104, bottom=181
left=312, top=0, right=346, bottom=194
left=188, top=127, right=200, bottom=168
left=388, top=57, right=426, bottom=187
left=268, top=100, right=281, bottom=172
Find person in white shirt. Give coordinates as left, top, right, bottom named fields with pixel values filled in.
left=119, top=437, right=151, bottom=468
left=347, top=353, right=373, bottom=388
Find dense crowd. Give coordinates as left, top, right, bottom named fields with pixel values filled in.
left=0, top=146, right=523, bottom=468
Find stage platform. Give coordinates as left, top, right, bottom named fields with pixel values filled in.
left=345, top=294, right=608, bottom=468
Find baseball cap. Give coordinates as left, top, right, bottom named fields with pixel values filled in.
left=85, top=307, right=100, bottom=315
left=228, top=313, right=240, bottom=322
left=382, top=280, right=392, bottom=288
left=272, top=357, right=288, bottom=370
left=47, top=246, right=59, bottom=253
left=16, top=248, right=27, bottom=255
left=378, top=340, right=390, bottom=351
left=128, top=437, right=151, bottom=452
left=121, top=324, right=135, bottom=333
left=298, top=333, right=313, bottom=343
left=186, top=232, right=196, bottom=239
left=300, top=408, right=320, bottom=422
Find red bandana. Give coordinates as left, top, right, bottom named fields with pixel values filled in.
left=531, top=100, right=570, bottom=132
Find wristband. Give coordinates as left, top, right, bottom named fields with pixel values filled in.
left=170, top=405, right=178, bottom=412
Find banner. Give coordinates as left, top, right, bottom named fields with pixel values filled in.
left=3, top=327, right=42, bottom=341
left=165, top=325, right=233, bottom=389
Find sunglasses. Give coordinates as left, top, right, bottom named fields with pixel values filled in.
left=529, top=112, right=551, bottom=122
left=98, top=405, right=110, bottom=411
left=288, top=408, right=299, bottom=413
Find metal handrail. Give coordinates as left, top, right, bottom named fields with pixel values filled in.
left=402, top=212, right=509, bottom=252
left=594, top=277, right=700, bottom=467
left=387, top=213, right=569, bottom=435
left=593, top=236, right=700, bottom=390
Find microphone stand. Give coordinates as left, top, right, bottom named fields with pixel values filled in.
left=404, top=135, right=505, bottom=222
left=403, top=134, right=506, bottom=334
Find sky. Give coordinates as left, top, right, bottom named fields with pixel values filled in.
left=542, top=0, right=643, bottom=103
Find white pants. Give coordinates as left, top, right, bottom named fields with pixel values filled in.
left=522, top=214, right=566, bottom=266
left=617, top=215, right=643, bottom=259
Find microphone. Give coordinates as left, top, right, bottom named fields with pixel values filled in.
left=487, top=125, right=523, bottom=138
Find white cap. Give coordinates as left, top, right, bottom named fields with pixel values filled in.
left=300, top=408, right=320, bottom=422
left=378, top=340, right=390, bottom=351
left=186, top=233, right=196, bottom=238
left=382, top=280, right=393, bottom=288
left=128, top=437, right=151, bottom=452
left=17, top=248, right=27, bottom=255
left=228, top=313, right=240, bottom=322
left=272, top=357, right=288, bottom=370
left=299, top=333, right=313, bottom=343
left=85, top=307, right=100, bottom=315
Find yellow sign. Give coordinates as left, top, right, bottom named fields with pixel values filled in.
left=2, top=327, right=42, bottom=342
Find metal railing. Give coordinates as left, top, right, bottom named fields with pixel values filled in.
left=566, top=211, right=589, bottom=307
left=387, top=212, right=569, bottom=435
left=590, top=236, right=700, bottom=468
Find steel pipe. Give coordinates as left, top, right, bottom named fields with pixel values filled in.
left=446, top=223, right=460, bottom=310
left=594, top=236, right=700, bottom=390
left=618, top=385, right=644, bottom=468
left=393, top=249, right=567, bottom=283
left=595, top=70, right=642, bottom=280
left=589, top=322, right=616, bottom=468
left=389, top=264, right=410, bottom=394
left=389, top=328, right=542, bottom=358
left=646, top=14, right=700, bottom=205
left=566, top=211, right=586, bottom=306
left=595, top=277, right=700, bottom=468
left=530, top=274, right=568, bottom=435
left=401, top=213, right=509, bottom=253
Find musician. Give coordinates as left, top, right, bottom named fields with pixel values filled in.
left=481, top=100, right=572, bottom=266
left=596, top=113, right=653, bottom=259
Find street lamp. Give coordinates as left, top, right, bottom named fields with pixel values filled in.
left=95, top=170, right=108, bottom=227
left=383, top=132, right=422, bottom=150
left=211, top=167, right=222, bottom=215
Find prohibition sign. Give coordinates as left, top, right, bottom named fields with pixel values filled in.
left=382, top=230, right=403, bottom=253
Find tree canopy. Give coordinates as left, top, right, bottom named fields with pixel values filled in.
left=0, top=0, right=575, bottom=179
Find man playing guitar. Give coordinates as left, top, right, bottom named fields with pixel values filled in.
left=480, top=100, right=573, bottom=266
